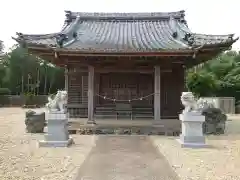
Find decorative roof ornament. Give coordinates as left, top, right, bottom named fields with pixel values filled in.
left=179, top=11, right=188, bottom=26
left=55, top=33, right=68, bottom=48
left=16, top=32, right=24, bottom=39
left=65, top=11, right=73, bottom=24
left=72, top=32, right=78, bottom=38
left=169, top=16, right=178, bottom=39
left=179, top=17, right=187, bottom=25
left=183, top=33, right=195, bottom=46
left=228, top=34, right=234, bottom=41
left=172, top=32, right=178, bottom=38
left=15, top=32, right=27, bottom=48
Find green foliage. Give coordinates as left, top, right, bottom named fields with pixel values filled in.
left=186, top=50, right=240, bottom=102
left=0, top=45, right=64, bottom=95
left=25, top=111, right=46, bottom=133
left=202, top=107, right=227, bottom=135
left=0, top=87, right=10, bottom=106
left=0, top=40, right=3, bottom=53
left=0, top=88, right=10, bottom=95
left=186, top=72, right=218, bottom=97
left=24, top=92, right=35, bottom=105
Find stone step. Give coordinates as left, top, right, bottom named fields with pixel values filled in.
left=68, top=126, right=180, bottom=136
left=94, top=105, right=153, bottom=119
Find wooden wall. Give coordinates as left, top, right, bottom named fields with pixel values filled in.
left=161, top=66, right=184, bottom=118
left=67, top=65, right=184, bottom=119
left=67, top=71, right=88, bottom=117
left=99, top=73, right=153, bottom=106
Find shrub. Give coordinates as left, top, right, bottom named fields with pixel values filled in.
left=25, top=110, right=46, bottom=133
left=24, top=92, right=35, bottom=105
left=186, top=72, right=218, bottom=97
left=0, top=88, right=10, bottom=105
left=0, top=88, right=10, bottom=95
left=202, top=107, right=227, bottom=135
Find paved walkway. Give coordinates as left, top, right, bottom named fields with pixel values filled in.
left=75, top=135, right=179, bottom=180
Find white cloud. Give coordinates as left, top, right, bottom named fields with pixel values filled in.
left=0, top=0, right=239, bottom=51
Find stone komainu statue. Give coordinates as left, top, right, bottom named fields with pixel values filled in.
left=180, top=92, right=198, bottom=114
left=180, top=92, right=216, bottom=114
left=180, top=92, right=226, bottom=134
left=45, top=90, right=67, bottom=113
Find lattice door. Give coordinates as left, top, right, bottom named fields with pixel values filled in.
left=99, top=73, right=152, bottom=105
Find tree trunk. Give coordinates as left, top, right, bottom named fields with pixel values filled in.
left=21, top=74, right=24, bottom=94
left=44, top=67, right=47, bottom=95
left=36, top=68, right=40, bottom=95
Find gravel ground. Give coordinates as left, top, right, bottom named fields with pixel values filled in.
left=2, top=107, right=240, bottom=180
left=0, top=108, right=96, bottom=180
left=151, top=117, right=240, bottom=180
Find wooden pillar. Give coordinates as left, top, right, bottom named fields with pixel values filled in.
left=154, top=65, right=161, bottom=121
left=64, top=66, right=69, bottom=114
left=87, top=65, right=95, bottom=124
left=183, top=65, right=188, bottom=91
left=64, top=66, right=68, bottom=91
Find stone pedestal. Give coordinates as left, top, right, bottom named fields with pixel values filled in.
left=177, top=112, right=208, bottom=148
left=38, top=112, right=74, bottom=147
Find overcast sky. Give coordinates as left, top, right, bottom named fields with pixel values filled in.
left=0, top=0, right=239, bottom=51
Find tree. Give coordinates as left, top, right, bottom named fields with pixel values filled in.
left=186, top=50, right=240, bottom=101
left=186, top=71, right=218, bottom=97
left=0, top=45, right=64, bottom=95
left=0, top=40, right=4, bottom=53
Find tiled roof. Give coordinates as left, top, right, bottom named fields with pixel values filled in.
left=66, top=11, right=186, bottom=20
left=14, top=11, right=238, bottom=53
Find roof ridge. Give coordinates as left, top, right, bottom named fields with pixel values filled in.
left=64, top=10, right=185, bottom=21
left=192, top=33, right=234, bottom=38
left=15, top=32, right=58, bottom=40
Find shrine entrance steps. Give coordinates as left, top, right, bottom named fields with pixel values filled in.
left=94, top=104, right=154, bottom=120
left=75, top=136, right=179, bottom=180
left=68, top=119, right=181, bottom=136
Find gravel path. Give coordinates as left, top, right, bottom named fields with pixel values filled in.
left=151, top=118, right=240, bottom=180
left=0, top=108, right=96, bottom=180
left=75, top=135, right=179, bottom=180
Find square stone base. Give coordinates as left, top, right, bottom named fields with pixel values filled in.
left=176, top=138, right=209, bottom=148
left=38, top=137, right=74, bottom=147
left=180, top=134, right=206, bottom=144
left=85, top=121, right=96, bottom=126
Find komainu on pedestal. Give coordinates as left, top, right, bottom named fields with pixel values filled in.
left=45, top=90, right=68, bottom=113
left=39, top=90, right=74, bottom=147
left=177, top=92, right=208, bottom=148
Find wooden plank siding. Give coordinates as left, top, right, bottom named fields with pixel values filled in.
left=161, top=67, right=184, bottom=118
left=67, top=70, right=88, bottom=118
left=99, top=73, right=153, bottom=106
left=67, top=65, right=184, bottom=119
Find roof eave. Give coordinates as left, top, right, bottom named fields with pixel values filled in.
left=24, top=45, right=231, bottom=57
left=201, top=41, right=237, bottom=50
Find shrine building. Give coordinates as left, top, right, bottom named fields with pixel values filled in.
left=14, top=10, right=238, bottom=131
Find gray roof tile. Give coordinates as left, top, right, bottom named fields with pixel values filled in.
left=14, top=11, right=238, bottom=52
